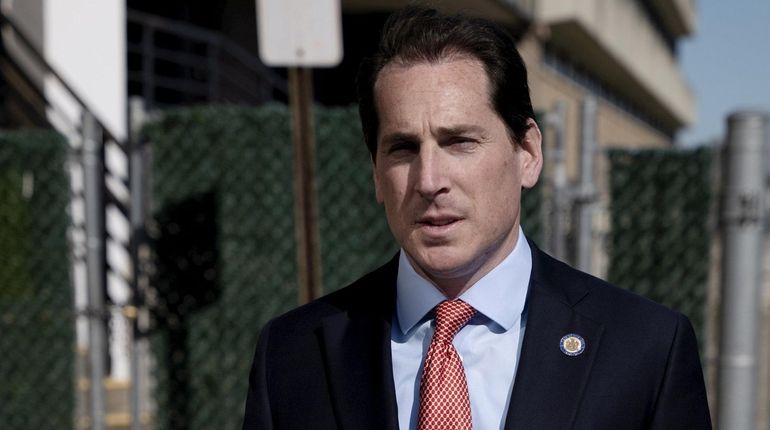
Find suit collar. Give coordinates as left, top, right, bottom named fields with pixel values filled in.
left=527, top=238, right=590, bottom=307
left=396, top=228, right=532, bottom=334
left=505, top=241, right=603, bottom=429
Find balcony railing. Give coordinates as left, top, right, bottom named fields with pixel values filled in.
left=127, top=10, right=287, bottom=109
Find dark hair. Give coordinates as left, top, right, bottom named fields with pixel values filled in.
left=356, top=6, right=535, bottom=159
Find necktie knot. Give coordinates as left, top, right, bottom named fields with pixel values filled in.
left=433, top=300, right=475, bottom=343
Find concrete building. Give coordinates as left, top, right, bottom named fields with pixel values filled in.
left=346, top=0, right=696, bottom=144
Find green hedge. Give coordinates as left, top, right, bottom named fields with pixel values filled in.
left=143, top=103, right=543, bottom=429
left=145, top=105, right=297, bottom=430
left=608, top=147, right=714, bottom=340
left=0, top=130, right=74, bottom=430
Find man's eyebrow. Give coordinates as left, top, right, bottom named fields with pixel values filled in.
left=379, top=125, right=488, bottom=147
left=435, top=125, right=487, bottom=137
left=379, top=131, right=420, bottom=146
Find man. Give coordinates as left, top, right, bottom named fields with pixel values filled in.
left=243, top=6, right=711, bottom=429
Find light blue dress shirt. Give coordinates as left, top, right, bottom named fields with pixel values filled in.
left=391, top=228, right=532, bottom=430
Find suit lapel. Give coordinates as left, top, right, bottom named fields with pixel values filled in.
left=319, top=257, right=399, bottom=430
left=505, top=245, right=604, bottom=429
left=316, top=246, right=602, bottom=429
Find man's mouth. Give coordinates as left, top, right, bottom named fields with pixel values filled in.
left=416, top=215, right=463, bottom=229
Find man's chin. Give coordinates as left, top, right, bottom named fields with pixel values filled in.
left=407, top=249, right=477, bottom=282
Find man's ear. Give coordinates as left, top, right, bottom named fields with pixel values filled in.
left=519, top=118, right=543, bottom=189
left=372, top=159, right=384, bottom=203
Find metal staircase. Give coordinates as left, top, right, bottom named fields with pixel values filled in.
left=1, top=8, right=288, bottom=430
left=126, top=10, right=287, bottom=109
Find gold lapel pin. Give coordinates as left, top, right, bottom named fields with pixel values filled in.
left=560, top=333, right=585, bottom=356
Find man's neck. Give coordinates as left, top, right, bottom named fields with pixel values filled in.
left=406, top=228, right=523, bottom=299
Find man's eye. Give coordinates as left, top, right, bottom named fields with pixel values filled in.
left=388, top=142, right=418, bottom=153
left=448, top=136, right=478, bottom=149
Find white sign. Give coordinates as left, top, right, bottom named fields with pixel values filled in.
left=257, top=0, right=343, bottom=67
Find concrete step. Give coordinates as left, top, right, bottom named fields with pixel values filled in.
left=77, top=377, right=151, bottom=430
left=76, top=412, right=151, bottom=430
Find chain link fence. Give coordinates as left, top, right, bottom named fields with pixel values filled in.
left=315, top=106, right=397, bottom=290
left=0, top=105, right=716, bottom=430
left=0, top=130, right=75, bottom=430
left=606, top=147, right=715, bottom=339
left=142, top=103, right=545, bottom=429
left=143, top=105, right=297, bottom=430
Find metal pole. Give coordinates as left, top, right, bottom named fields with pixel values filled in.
left=575, top=96, right=597, bottom=273
left=547, top=100, right=568, bottom=260
left=288, top=67, right=322, bottom=304
left=83, top=111, right=107, bottom=430
left=128, top=97, right=146, bottom=430
left=718, top=110, right=768, bottom=430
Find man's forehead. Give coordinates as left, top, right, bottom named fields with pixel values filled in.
left=374, top=57, right=491, bottom=101
left=372, top=59, right=510, bottom=146
left=376, top=53, right=484, bottom=82
left=372, top=58, right=495, bottom=122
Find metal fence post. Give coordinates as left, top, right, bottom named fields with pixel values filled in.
left=575, top=96, right=597, bottom=273
left=546, top=100, right=568, bottom=260
left=83, top=111, right=107, bottom=430
left=128, top=96, right=148, bottom=430
left=718, top=110, right=768, bottom=430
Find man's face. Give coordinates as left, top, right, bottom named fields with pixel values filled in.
left=372, top=57, right=542, bottom=297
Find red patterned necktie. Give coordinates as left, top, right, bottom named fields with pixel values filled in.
left=418, top=300, right=476, bottom=430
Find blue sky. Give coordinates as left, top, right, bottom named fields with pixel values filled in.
left=678, top=0, right=770, bottom=145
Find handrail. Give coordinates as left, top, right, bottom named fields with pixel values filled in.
left=0, top=41, right=49, bottom=127
left=0, top=9, right=120, bottom=142
left=126, top=9, right=287, bottom=97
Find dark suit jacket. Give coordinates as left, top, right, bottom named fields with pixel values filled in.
left=242, top=243, right=711, bottom=429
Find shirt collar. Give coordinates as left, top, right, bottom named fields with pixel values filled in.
left=395, top=227, right=532, bottom=334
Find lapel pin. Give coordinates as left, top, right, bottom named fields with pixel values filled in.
left=560, top=333, right=585, bottom=356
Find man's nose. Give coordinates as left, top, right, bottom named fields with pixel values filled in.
left=414, top=145, right=449, bottom=199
